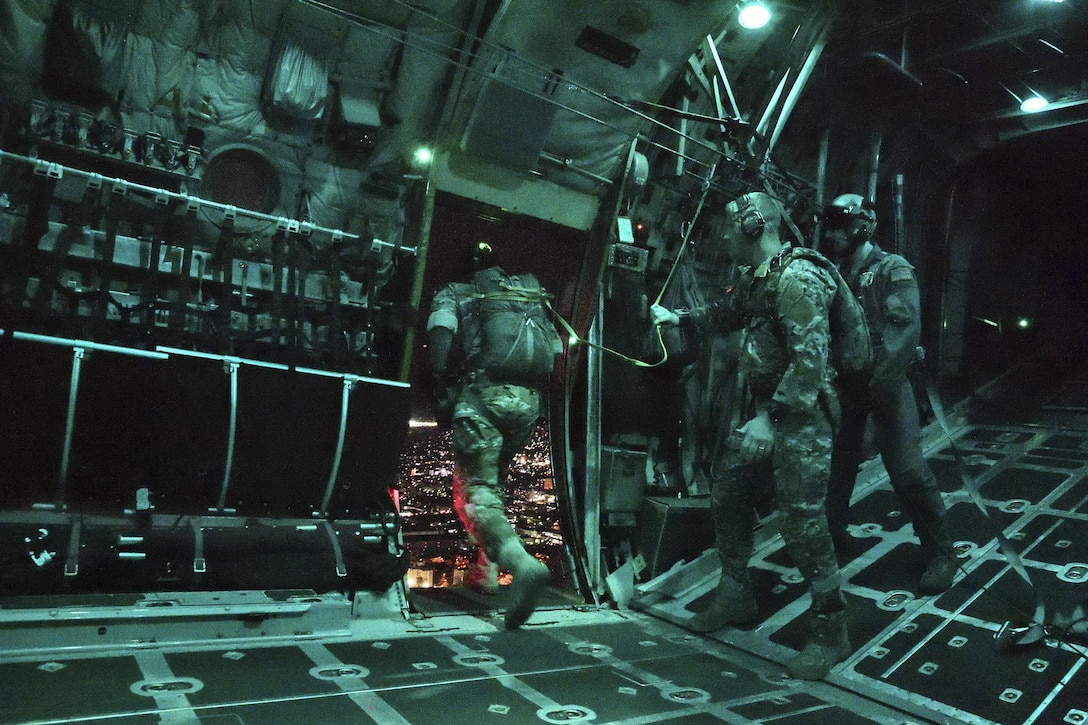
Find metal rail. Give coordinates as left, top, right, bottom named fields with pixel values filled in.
left=0, top=148, right=415, bottom=254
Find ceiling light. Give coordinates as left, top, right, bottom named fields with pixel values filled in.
left=1038, top=38, right=1065, bottom=54
left=1020, top=96, right=1049, bottom=113
left=737, top=2, right=771, bottom=29
left=413, top=147, right=433, bottom=165
left=1000, top=83, right=1050, bottom=114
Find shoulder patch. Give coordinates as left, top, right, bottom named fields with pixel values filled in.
left=889, top=267, right=914, bottom=283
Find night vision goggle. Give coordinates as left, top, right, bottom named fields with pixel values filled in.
left=820, top=205, right=857, bottom=229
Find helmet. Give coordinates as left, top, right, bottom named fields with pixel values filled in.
left=471, top=240, right=494, bottom=271
left=822, top=193, right=876, bottom=247
left=452, top=239, right=496, bottom=280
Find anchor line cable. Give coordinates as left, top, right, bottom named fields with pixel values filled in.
left=545, top=165, right=717, bottom=370
left=300, top=0, right=735, bottom=175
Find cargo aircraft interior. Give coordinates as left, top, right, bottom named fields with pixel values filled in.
left=2, top=1, right=1088, bottom=724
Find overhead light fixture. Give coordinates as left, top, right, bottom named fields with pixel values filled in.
left=1000, top=83, right=1050, bottom=114
left=1038, top=38, right=1065, bottom=54
left=737, top=1, right=771, bottom=29
left=413, top=146, right=433, bottom=165
left=1020, top=95, right=1049, bottom=113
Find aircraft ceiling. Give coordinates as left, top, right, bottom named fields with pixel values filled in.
left=2, top=0, right=1085, bottom=235
left=812, top=0, right=1088, bottom=155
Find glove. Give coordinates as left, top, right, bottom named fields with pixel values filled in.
left=432, top=373, right=460, bottom=428
left=650, top=303, right=681, bottom=327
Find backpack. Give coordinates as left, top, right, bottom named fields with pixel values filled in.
left=774, top=247, right=874, bottom=377
left=460, top=267, right=562, bottom=381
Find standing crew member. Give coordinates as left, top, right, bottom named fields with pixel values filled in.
left=652, top=192, right=850, bottom=680
left=821, top=193, right=957, bottom=594
left=427, top=241, right=563, bottom=628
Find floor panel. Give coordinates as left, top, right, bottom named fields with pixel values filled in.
left=637, top=365, right=1088, bottom=725
left=4, top=364, right=1087, bottom=724
left=0, top=610, right=928, bottom=724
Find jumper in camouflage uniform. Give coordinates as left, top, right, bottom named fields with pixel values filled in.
left=427, top=265, right=561, bottom=628
left=653, top=191, right=851, bottom=680
left=692, top=245, right=843, bottom=617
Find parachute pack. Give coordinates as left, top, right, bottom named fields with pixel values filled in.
left=459, top=268, right=563, bottom=381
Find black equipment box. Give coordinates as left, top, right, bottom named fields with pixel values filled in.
left=637, top=495, right=714, bottom=579
left=3, top=513, right=407, bottom=596
left=0, top=333, right=412, bottom=597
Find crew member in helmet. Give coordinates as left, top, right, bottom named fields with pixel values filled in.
left=427, top=241, right=562, bottom=628
left=821, top=193, right=958, bottom=594
left=653, top=192, right=850, bottom=681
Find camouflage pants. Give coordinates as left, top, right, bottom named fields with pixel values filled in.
left=711, top=411, right=843, bottom=612
left=451, top=382, right=540, bottom=561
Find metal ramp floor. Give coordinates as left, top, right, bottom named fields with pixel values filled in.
left=636, top=360, right=1088, bottom=725
left=2, top=361, right=1086, bottom=724
left=1, top=602, right=942, bottom=725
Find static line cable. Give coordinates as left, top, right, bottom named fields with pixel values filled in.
left=654, top=164, right=716, bottom=306
left=546, top=164, right=716, bottom=369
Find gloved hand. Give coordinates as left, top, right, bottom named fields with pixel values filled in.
left=432, top=373, right=459, bottom=428
left=724, top=412, right=776, bottom=464
left=650, top=304, right=680, bottom=327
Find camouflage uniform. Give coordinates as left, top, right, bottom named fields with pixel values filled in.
left=427, top=269, right=556, bottom=626
left=447, top=378, right=540, bottom=563
left=692, top=244, right=844, bottom=614
left=826, top=245, right=955, bottom=592
left=429, top=274, right=551, bottom=556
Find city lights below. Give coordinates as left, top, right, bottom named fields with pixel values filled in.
left=398, top=420, right=562, bottom=589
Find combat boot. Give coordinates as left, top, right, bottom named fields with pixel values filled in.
left=919, top=542, right=958, bottom=595
left=787, top=609, right=851, bottom=680
left=919, top=555, right=958, bottom=595
left=901, top=487, right=958, bottom=594
left=917, top=516, right=958, bottom=595
left=687, top=569, right=759, bottom=633
left=493, top=539, right=549, bottom=629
